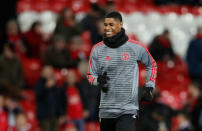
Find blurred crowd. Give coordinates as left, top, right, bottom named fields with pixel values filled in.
left=0, top=0, right=202, bottom=131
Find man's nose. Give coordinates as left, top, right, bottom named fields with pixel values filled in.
left=105, top=25, right=110, bottom=30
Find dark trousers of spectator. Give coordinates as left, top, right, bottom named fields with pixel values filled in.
left=71, top=119, right=85, bottom=131
left=100, top=114, right=135, bottom=131
left=39, top=117, right=58, bottom=131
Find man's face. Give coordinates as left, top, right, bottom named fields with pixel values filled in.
left=104, top=18, right=122, bottom=37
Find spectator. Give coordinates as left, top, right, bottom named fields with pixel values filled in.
left=80, top=3, right=103, bottom=45
left=77, top=60, right=100, bottom=121
left=35, top=65, right=64, bottom=131
left=69, top=36, right=87, bottom=61
left=0, top=94, right=8, bottom=131
left=191, top=96, right=202, bottom=131
left=177, top=110, right=194, bottom=131
left=0, top=43, right=25, bottom=92
left=137, top=102, right=175, bottom=131
left=54, top=7, right=82, bottom=43
left=23, top=21, right=47, bottom=58
left=16, top=113, right=29, bottom=131
left=187, top=82, right=202, bottom=131
left=187, top=82, right=201, bottom=111
left=43, top=35, right=77, bottom=69
left=101, top=1, right=116, bottom=15
left=0, top=0, right=18, bottom=53
left=63, top=70, right=85, bottom=131
left=186, top=26, right=202, bottom=88
left=6, top=19, right=27, bottom=58
left=149, top=29, right=176, bottom=61
left=183, top=81, right=202, bottom=131
left=4, top=96, right=24, bottom=130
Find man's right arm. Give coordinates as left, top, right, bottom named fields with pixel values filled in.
left=87, top=46, right=99, bottom=86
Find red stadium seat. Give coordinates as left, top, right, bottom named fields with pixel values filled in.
left=33, top=1, right=50, bottom=12
left=85, top=122, right=100, bottom=131
left=70, top=0, right=89, bottom=13
left=22, top=58, right=42, bottom=88
left=17, top=1, right=34, bottom=13
left=21, top=89, right=35, bottom=102
left=49, top=1, right=69, bottom=13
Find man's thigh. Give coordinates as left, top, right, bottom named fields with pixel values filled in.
left=100, top=118, right=116, bottom=131
left=116, top=114, right=135, bottom=131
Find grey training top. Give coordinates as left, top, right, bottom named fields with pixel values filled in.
left=87, top=39, right=157, bottom=118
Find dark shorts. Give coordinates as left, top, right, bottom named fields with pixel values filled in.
left=100, top=114, right=135, bottom=131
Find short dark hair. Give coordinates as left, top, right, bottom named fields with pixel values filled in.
left=104, top=11, right=122, bottom=22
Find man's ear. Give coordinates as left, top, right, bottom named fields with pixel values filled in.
left=120, top=22, right=123, bottom=28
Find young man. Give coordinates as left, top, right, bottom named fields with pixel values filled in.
left=87, top=11, right=157, bottom=131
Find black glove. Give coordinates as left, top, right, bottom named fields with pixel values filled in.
left=138, top=87, right=153, bottom=102
left=97, top=72, right=110, bottom=93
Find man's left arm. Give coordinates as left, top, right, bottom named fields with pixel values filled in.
left=139, top=45, right=157, bottom=101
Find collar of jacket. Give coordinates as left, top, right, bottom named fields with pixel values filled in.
left=103, top=28, right=128, bottom=48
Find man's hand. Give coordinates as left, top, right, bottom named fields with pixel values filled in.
left=98, top=72, right=110, bottom=84
left=138, top=87, right=154, bottom=102
left=97, top=72, right=110, bottom=93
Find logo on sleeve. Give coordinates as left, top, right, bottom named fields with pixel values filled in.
left=121, top=52, right=130, bottom=61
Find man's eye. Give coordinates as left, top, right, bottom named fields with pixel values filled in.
left=110, top=23, right=114, bottom=26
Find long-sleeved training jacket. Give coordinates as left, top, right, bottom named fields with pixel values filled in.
left=87, top=39, right=157, bottom=118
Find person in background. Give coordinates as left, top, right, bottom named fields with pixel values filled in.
left=137, top=103, right=174, bottom=131
left=63, top=70, right=86, bottom=131
left=77, top=60, right=100, bottom=121
left=101, top=1, right=116, bottom=15
left=177, top=110, right=194, bottom=131
left=4, top=96, right=24, bottom=130
left=187, top=82, right=202, bottom=131
left=69, top=36, right=87, bottom=61
left=35, top=65, right=64, bottom=131
left=0, top=43, right=24, bottom=96
left=187, top=82, right=201, bottom=111
left=0, top=0, right=18, bottom=54
left=0, top=94, right=8, bottom=131
left=6, top=19, right=27, bottom=58
left=80, top=3, right=103, bottom=45
left=149, top=29, right=175, bottom=61
left=23, top=21, right=47, bottom=58
left=16, top=113, right=28, bottom=131
left=43, top=35, right=77, bottom=69
left=186, top=26, right=202, bottom=88
left=54, top=7, right=82, bottom=43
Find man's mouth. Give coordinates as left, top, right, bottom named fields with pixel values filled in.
left=106, top=32, right=112, bottom=35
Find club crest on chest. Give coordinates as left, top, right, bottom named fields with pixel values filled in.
left=121, top=52, right=130, bottom=61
